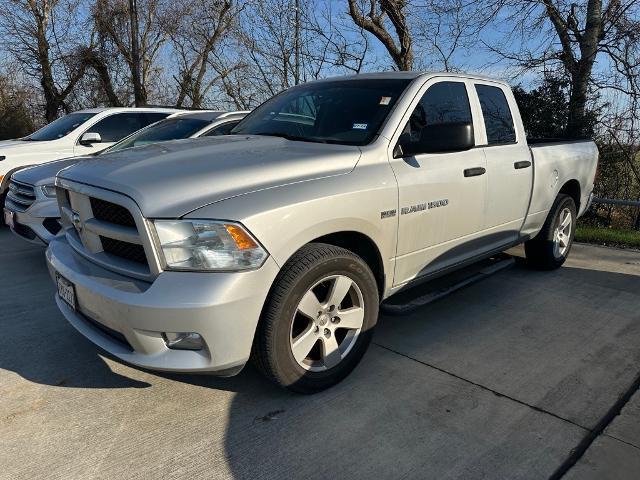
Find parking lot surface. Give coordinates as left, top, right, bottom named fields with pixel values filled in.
left=1, top=227, right=639, bottom=479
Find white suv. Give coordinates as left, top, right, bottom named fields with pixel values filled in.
left=0, top=107, right=180, bottom=200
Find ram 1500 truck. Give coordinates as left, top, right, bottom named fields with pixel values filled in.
left=46, top=72, right=598, bottom=393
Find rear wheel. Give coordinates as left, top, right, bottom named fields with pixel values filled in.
left=525, top=194, right=577, bottom=270
left=252, top=243, right=379, bottom=393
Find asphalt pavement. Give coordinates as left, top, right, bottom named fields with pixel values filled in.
left=1, top=227, right=639, bottom=479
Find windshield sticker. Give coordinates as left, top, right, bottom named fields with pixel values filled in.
left=353, top=123, right=368, bottom=130
left=379, top=96, right=392, bottom=105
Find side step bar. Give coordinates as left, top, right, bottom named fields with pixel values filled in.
left=381, top=257, right=515, bottom=316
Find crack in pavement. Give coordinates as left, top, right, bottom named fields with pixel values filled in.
left=372, top=342, right=640, bottom=479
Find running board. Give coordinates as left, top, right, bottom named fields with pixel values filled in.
left=381, top=257, right=515, bottom=316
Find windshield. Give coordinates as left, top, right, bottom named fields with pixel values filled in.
left=104, top=117, right=211, bottom=153
left=232, top=79, right=411, bottom=145
left=27, top=112, right=97, bottom=141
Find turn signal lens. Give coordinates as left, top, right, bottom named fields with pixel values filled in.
left=224, top=224, right=258, bottom=250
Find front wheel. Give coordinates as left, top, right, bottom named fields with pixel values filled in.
left=252, top=243, right=379, bottom=393
left=525, top=194, right=577, bottom=270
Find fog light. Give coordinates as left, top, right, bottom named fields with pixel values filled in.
left=163, top=332, right=204, bottom=350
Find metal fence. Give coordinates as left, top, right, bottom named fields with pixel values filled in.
left=587, top=198, right=640, bottom=230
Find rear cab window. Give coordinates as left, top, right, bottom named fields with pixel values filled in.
left=475, top=84, right=516, bottom=145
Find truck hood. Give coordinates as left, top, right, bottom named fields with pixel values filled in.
left=58, top=135, right=361, bottom=218
left=13, top=157, right=81, bottom=186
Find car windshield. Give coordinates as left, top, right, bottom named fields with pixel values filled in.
left=26, top=112, right=98, bottom=141
left=232, top=79, right=411, bottom=146
left=104, top=117, right=211, bottom=153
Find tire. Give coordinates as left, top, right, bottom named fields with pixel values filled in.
left=252, top=243, right=379, bottom=393
left=0, top=192, right=7, bottom=227
left=524, top=194, right=577, bottom=270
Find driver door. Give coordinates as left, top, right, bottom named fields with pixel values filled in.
left=390, top=79, right=488, bottom=286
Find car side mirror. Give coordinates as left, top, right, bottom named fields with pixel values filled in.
left=398, top=121, right=474, bottom=157
left=79, top=132, right=102, bottom=146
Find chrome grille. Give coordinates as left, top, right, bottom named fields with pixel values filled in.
left=57, top=181, right=160, bottom=280
left=6, top=180, right=36, bottom=212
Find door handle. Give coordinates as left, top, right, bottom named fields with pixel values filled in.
left=464, top=167, right=486, bottom=177
left=514, top=160, right=532, bottom=169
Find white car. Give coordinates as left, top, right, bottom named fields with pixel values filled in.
left=0, top=107, right=180, bottom=202
left=4, top=110, right=248, bottom=244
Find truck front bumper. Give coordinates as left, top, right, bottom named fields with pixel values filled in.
left=46, top=235, right=279, bottom=374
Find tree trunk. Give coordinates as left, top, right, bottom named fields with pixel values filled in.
left=566, top=64, right=592, bottom=137
left=129, top=0, right=146, bottom=105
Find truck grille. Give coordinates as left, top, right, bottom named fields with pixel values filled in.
left=57, top=182, right=159, bottom=279
left=90, top=197, right=136, bottom=227
left=100, top=236, right=147, bottom=264
left=6, top=180, right=36, bottom=212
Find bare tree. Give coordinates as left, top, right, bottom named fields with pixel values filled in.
left=0, top=0, right=88, bottom=121
left=483, top=0, right=640, bottom=137
left=93, top=0, right=166, bottom=105
left=163, top=0, right=240, bottom=108
left=347, top=0, right=413, bottom=70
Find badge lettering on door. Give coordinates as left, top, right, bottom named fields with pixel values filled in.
left=400, top=199, right=449, bottom=215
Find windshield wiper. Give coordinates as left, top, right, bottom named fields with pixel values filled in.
left=254, top=132, right=326, bottom=144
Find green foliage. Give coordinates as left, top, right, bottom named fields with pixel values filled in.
left=513, top=77, right=598, bottom=139
left=576, top=224, right=640, bottom=249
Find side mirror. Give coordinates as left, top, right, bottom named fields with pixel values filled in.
left=399, top=122, right=474, bottom=157
left=79, top=132, right=102, bottom=146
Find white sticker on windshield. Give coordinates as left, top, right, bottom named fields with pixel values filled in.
left=379, top=96, right=392, bottom=105
left=353, top=123, right=368, bottom=130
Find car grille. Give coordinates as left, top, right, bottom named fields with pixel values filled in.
left=6, top=180, right=36, bottom=212
left=100, top=236, right=147, bottom=264
left=57, top=183, right=157, bottom=279
left=90, top=197, right=136, bottom=227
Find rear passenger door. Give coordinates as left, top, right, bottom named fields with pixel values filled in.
left=474, top=83, right=533, bottom=247
left=390, top=78, right=488, bottom=286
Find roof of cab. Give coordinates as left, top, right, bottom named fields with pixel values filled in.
left=307, top=70, right=508, bottom=85
left=73, top=107, right=183, bottom=114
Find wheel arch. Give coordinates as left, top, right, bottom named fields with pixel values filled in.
left=558, top=179, right=581, bottom=211
left=310, top=231, right=386, bottom=298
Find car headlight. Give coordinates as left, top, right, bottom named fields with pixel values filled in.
left=40, top=184, right=57, bottom=198
left=153, top=220, right=267, bottom=271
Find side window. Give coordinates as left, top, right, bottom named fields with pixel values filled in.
left=142, top=112, right=170, bottom=125
left=204, top=121, right=240, bottom=136
left=401, top=81, right=472, bottom=144
left=475, top=84, right=516, bottom=144
left=87, top=113, right=145, bottom=142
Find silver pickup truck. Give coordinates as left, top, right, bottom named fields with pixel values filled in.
left=46, top=72, right=598, bottom=393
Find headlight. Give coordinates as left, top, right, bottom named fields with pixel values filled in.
left=40, top=184, right=57, bottom=198
left=153, top=220, right=267, bottom=271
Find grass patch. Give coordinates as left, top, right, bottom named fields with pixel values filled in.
left=576, top=225, right=640, bottom=249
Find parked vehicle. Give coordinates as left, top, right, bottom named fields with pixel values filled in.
left=45, top=72, right=598, bottom=393
left=0, top=107, right=180, bottom=205
left=4, top=111, right=248, bottom=244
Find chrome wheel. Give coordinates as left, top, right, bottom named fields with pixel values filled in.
left=553, top=207, right=572, bottom=258
left=290, top=274, right=365, bottom=372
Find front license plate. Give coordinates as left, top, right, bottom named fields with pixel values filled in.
left=4, top=209, right=14, bottom=229
left=56, top=273, right=76, bottom=310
